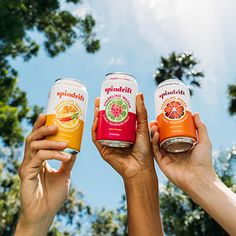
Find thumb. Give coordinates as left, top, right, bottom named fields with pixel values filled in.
left=136, top=93, right=149, bottom=134
left=59, top=154, right=77, bottom=177
left=194, top=113, right=211, bottom=144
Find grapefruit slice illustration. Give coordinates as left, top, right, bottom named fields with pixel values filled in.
left=164, top=100, right=185, bottom=120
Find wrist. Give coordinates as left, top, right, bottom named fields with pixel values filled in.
left=185, top=168, right=219, bottom=204
left=15, top=216, right=52, bottom=236
left=124, top=168, right=159, bottom=200
left=124, top=168, right=158, bottom=189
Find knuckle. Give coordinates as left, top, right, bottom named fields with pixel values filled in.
left=36, top=150, right=44, bottom=159
left=208, top=140, right=213, bottom=148
left=18, top=165, right=25, bottom=179
left=25, top=135, right=32, bottom=144
left=30, top=141, right=36, bottom=150
left=201, top=122, right=207, bottom=130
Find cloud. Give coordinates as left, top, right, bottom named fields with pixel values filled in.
left=129, top=0, right=235, bottom=105
left=73, top=3, right=92, bottom=18
left=107, top=57, right=124, bottom=66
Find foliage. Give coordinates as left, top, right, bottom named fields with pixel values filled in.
left=228, top=83, right=236, bottom=116
left=160, top=147, right=236, bottom=236
left=0, top=145, right=128, bottom=236
left=0, top=0, right=100, bottom=147
left=90, top=195, right=128, bottom=236
left=154, top=52, right=204, bottom=95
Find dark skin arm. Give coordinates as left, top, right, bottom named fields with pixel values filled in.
left=92, top=94, right=164, bottom=236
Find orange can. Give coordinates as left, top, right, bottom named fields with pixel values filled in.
left=45, top=78, right=88, bottom=154
left=154, top=79, right=197, bottom=153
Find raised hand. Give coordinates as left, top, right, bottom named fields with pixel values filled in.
left=92, top=94, right=163, bottom=236
left=92, top=93, right=155, bottom=181
left=150, top=113, right=215, bottom=193
left=15, top=115, right=76, bottom=236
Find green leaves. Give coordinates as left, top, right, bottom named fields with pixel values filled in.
left=0, top=0, right=100, bottom=59
left=154, top=52, right=204, bottom=96
left=0, top=0, right=100, bottom=146
left=160, top=149, right=235, bottom=236
left=228, top=83, right=236, bottom=116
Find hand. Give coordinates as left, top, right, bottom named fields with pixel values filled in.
left=16, top=115, right=76, bottom=234
left=92, top=94, right=164, bottom=236
left=150, top=113, right=216, bottom=193
left=92, top=94, right=155, bottom=182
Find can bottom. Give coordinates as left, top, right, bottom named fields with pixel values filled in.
left=160, top=137, right=196, bottom=153
left=62, top=148, right=78, bottom=155
left=98, top=140, right=132, bottom=148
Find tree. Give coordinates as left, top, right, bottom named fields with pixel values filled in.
left=160, top=148, right=236, bottom=236
left=0, top=0, right=100, bottom=147
left=154, top=52, right=204, bottom=95
left=0, top=1, right=100, bottom=235
left=0, top=145, right=93, bottom=236
left=228, top=83, right=236, bottom=116
left=90, top=195, right=128, bottom=236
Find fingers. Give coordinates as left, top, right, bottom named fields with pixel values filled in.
left=94, top=97, right=100, bottom=108
left=136, top=93, right=149, bottom=134
left=31, top=150, right=71, bottom=167
left=19, top=151, right=71, bottom=180
left=194, top=113, right=211, bottom=145
left=150, top=124, right=162, bottom=164
left=91, top=98, right=103, bottom=152
left=149, top=120, right=157, bottom=128
left=59, top=154, right=77, bottom=177
left=32, top=114, right=46, bottom=132
left=26, top=125, right=58, bottom=144
left=30, top=140, right=67, bottom=153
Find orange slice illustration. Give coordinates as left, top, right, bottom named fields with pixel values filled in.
left=56, top=104, right=81, bottom=128
left=164, top=101, right=185, bottom=120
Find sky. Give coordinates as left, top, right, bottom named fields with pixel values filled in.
left=13, top=0, right=236, bottom=210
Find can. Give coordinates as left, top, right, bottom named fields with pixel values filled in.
left=155, top=79, right=197, bottom=153
left=96, top=72, right=139, bottom=147
left=45, top=78, right=88, bottom=154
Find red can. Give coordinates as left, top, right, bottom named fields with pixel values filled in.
left=96, top=72, right=139, bottom=147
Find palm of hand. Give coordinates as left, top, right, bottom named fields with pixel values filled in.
left=21, top=163, right=70, bottom=224
left=98, top=133, right=153, bottom=180
left=92, top=95, right=154, bottom=181
left=155, top=141, right=212, bottom=192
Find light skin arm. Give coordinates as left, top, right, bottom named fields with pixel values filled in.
left=151, top=113, right=236, bottom=235
left=92, top=94, right=163, bottom=236
left=15, top=115, right=76, bottom=236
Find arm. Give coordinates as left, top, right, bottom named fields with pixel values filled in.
left=151, top=113, right=236, bottom=235
left=15, top=115, right=76, bottom=235
left=125, top=170, right=163, bottom=236
left=187, top=170, right=236, bottom=235
left=92, top=94, right=164, bottom=236
left=15, top=218, right=52, bottom=236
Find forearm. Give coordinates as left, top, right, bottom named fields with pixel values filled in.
left=14, top=217, right=52, bottom=236
left=125, top=169, right=164, bottom=236
left=187, top=171, right=236, bottom=235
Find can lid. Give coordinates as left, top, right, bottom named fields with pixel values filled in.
left=105, top=72, right=137, bottom=83
left=160, top=137, right=195, bottom=153
left=55, top=78, right=87, bottom=90
left=157, top=79, right=184, bottom=89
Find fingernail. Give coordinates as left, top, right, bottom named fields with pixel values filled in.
left=60, top=152, right=72, bottom=159
left=140, top=93, right=144, bottom=101
left=58, top=142, right=67, bottom=147
left=48, top=125, right=57, bottom=130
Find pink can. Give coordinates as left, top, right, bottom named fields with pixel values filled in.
left=96, top=72, right=139, bottom=147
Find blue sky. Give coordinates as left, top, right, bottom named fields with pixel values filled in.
left=14, top=0, right=236, bottom=209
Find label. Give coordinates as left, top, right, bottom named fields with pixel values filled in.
left=45, top=83, right=88, bottom=152
left=155, top=80, right=197, bottom=143
left=96, top=76, right=138, bottom=143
